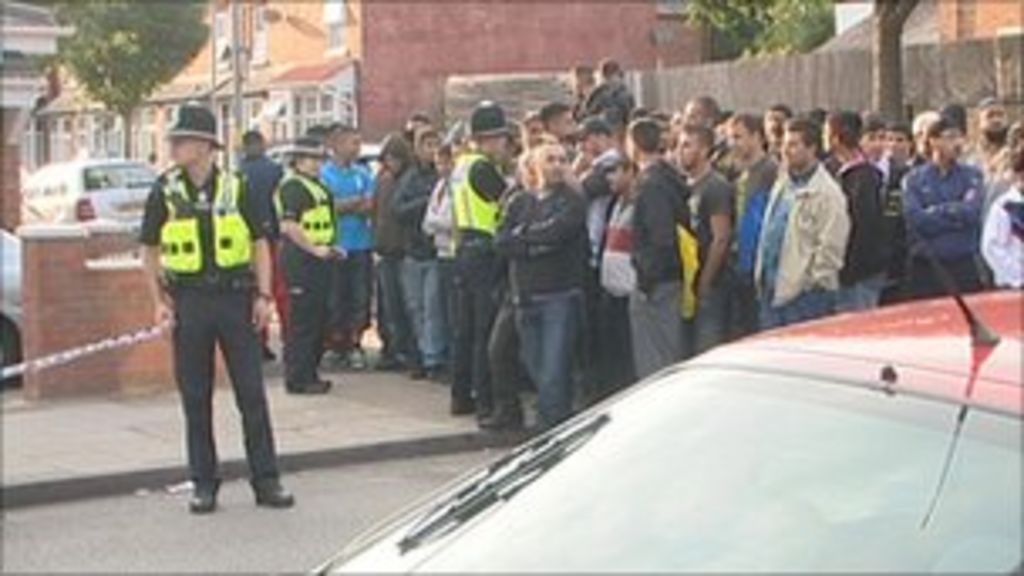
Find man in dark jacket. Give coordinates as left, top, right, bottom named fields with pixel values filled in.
left=584, top=59, right=635, bottom=132
left=240, top=130, right=285, bottom=361
left=825, top=111, right=888, bottom=312
left=496, top=139, right=587, bottom=429
left=392, top=128, right=445, bottom=379
left=627, top=119, right=692, bottom=378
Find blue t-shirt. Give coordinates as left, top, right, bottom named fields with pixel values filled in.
left=320, top=160, right=375, bottom=252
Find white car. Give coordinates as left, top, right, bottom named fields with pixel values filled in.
left=1, top=229, right=22, bottom=386
left=21, top=159, right=156, bottom=227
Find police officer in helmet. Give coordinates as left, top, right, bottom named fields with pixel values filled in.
left=139, top=104, right=294, bottom=513
left=277, top=136, right=343, bottom=394
left=450, top=101, right=512, bottom=421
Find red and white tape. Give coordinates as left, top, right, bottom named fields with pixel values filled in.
left=1, top=323, right=169, bottom=381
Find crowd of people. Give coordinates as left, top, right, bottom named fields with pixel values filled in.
left=247, top=58, right=1024, bottom=434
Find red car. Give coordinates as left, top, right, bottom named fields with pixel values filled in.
left=318, top=291, right=1023, bottom=574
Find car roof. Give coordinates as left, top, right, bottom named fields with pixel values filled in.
left=692, top=290, right=1023, bottom=416
left=26, top=159, right=152, bottom=182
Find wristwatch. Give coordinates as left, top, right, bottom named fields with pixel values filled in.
left=257, top=292, right=274, bottom=303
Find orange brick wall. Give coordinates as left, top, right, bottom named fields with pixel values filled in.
left=21, top=227, right=174, bottom=400
left=939, top=0, right=1024, bottom=43
left=1, top=109, right=22, bottom=231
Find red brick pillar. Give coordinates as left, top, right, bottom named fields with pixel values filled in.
left=20, top=223, right=175, bottom=400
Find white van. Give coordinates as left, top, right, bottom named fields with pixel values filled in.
left=21, top=159, right=157, bottom=227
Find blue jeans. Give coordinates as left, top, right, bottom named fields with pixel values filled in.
left=759, top=288, right=836, bottom=330
left=401, top=257, right=447, bottom=369
left=377, top=254, right=414, bottom=363
left=836, top=273, right=886, bottom=314
left=516, top=290, right=581, bottom=429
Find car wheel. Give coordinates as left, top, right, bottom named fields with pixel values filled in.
left=0, top=316, right=22, bottom=389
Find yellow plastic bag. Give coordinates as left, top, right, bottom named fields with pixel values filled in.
left=676, top=225, right=700, bottom=320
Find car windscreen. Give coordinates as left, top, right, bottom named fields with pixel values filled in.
left=82, top=164, right=156, bottom=192
left=363, top=367, right=1023, bottom=574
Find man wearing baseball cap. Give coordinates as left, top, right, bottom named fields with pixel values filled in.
left=449, top=101, right=511, bottom=421
left=139, top=103, right=293, bottom=513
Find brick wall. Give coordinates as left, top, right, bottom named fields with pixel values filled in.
left=939, top=0, right=1024, bottom=43
left=358, top=1, right=703, bottom=137
left=20, top=224, right=175, bottom=400
left=2, top=109, right=23, bottom=231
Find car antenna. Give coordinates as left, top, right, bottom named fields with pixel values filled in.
left=905, top=224, right=1001, bottom=530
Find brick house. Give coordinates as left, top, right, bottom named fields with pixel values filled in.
left=29, top=0, right=703, bottom=168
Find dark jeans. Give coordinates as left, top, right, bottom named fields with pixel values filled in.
left=729, top=272, right=760, bottom=339
left=588, top=290, right=635, bottom=403
left=282, top=246, right=331, bottom=388
left=171, top=287, right=280, bottom=491
left=328, top=250, right=372, bottom=353
left=377, top=252, right=414, bottom=364
left=694, top=275, right=733, bottom=356
left=759, top=288, right=836, bottom=330
left=516, top=290, right=582, bottom=429
left=906, top=256, right=984, bottom=300
left=452, top=247, right=498, bottom=412
left=488, top=294, right=526, bottom=415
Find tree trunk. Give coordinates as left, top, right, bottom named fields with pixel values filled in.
left=120, top=110, right=133, bottom=159
left=872, top=0, right=919, bottom=122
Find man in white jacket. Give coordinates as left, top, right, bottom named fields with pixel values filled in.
left=756, top=118, right=851, bottom=329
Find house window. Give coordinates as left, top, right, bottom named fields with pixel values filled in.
left=214, top=9, right=231, bottom=72
left=656, top=0, right=689, bottom=17
left=252, top=6, right=268, bottom=65
left=324, top=0, right=347, bottom=52
left=137, top=108, right=157, bottom=161
left=291, top=90, right=337, bottom=137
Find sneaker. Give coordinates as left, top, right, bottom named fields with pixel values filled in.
left=348, top=348, right=368, bottom=371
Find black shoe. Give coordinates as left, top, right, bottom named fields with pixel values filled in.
left=409, top=366, right=427, bottom=380
left=254, top=483, right=295, bottom=509
left=425, top=366, right=448, bottom=383
left=288, top=380, right=331, bottom=395
left=450, top=397, right=476, bottom=416
left=189, top=484, right=219, bottom=514
left=478, top=406, right=525, bottom=431
left=375, top=356, right=404, bottom=372
left=262, top=346, right=277, bottom=362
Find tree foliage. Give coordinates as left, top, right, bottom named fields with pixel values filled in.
left=50, top=1, right=208, bottom=151
left=688, top=0, right=836, bottom=59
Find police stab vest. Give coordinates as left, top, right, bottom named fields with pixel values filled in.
left=160, top=169, right=252, bottom=274
left=451, top=152, right=499, bottom=237
left=276, top=173, right=335, bottom=246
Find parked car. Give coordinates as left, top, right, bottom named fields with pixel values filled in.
left=21, top=159, right=156, bottom=227
left=1, top=228, right=22, bottom=387
left=316, top=291, right=1023, bottom=574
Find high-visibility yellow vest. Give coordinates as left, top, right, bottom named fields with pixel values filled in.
left=276, top=173, right=335, bottom=246
left=451, top=152, right=499, bottom=237
left=160, top=169, right=252, bottom=274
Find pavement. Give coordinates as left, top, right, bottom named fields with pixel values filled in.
left=1, top=361, right=528, bottom=509
left=2, top=451, right=497, bottom=573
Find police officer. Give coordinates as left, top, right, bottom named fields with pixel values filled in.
left=277, top=136, right=342, bottom=394
left=139, top=104, right=293, bottom=514
left=450, top=101, right=511, bottom=420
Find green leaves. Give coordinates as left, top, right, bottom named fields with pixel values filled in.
left=53, top=1, right=208, bottom=116
left=687, top=0, right=836, bottom=59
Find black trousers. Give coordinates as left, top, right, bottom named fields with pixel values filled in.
left=282, top=246, right=331, bottom=389
left=488, top=294, right=524, bottom=414
left=452, top=247, right=498, bottom=413
left=172, top=287, right=280, bottom=491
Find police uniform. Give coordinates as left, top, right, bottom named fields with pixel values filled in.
left=450, top=102, right=510, bottom=418
left=276, top=147, right=336, bottom=393
left=139, top=105, right=291, bottom=513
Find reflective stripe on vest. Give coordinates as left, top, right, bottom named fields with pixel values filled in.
left=160, top=170, right=252, bottom=274
left=280, top=173, right=335, bottom=246
left=451, top=152, right=498, bottom=237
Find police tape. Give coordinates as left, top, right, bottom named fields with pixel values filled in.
left=1, top=323, right=170, bottom=381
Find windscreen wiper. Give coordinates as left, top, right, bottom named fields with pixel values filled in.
left=397, top=413, right=611, bottom=554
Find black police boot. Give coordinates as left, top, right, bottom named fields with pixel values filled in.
left=189, top=481, right=219, bottom=515
left=450, top=396, right=476, bottom=416
left=478, top=403, right=524, bottom=431
left=253, top=481, right=295, bottom=509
